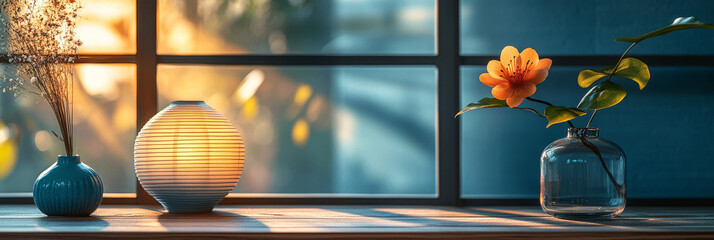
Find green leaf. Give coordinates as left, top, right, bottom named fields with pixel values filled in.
left=577, top=81, right=628, bottom=110
left=455, top=98, right=508, bottom=118
left=616, top=16, right=714, bottom=43
left=577, top=67, right=613, bottom=88
left=610, top=58, right=650, bottom=89
left=544, top=106, right=586, bottom=128
left=577, top=58, right=650, bottom=89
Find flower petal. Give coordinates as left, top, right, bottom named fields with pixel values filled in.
left=520, top=48, right=539, bottom=71
left=486, top=60, right=507, bottom=80
left=491, top=83, right=513, bottom=100
left=480, top=73, right=506, bottom=87
left=500, top=46, right=521, bottom=73
left=507, top=96, right=525, bottom=108
left=513, top=83, right=537, bottom=98
left=533, top=58, right=552, bottom=71
left=524, top=69, right=548, bottom=84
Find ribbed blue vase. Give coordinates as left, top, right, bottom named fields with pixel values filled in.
left=33, top=155, right=103, bottom=216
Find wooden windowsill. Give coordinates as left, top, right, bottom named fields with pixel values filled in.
left=1, top=205, right=712, bottom=239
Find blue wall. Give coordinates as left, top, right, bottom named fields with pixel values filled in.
left=460, top=0, right=714, bottom=198
left=461, top=0, right=714, bottom=55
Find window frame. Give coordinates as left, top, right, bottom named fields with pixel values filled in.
left=130, top=0, right=461, bottom=205
left=4, top=0, right=714, bottom=206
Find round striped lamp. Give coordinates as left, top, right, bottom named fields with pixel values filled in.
left=134, top=101, right=244, bottom=213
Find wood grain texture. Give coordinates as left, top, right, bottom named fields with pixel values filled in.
left=0, top=205, right=712, bottom=239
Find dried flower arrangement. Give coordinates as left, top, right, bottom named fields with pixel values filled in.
left=0, top=0, right=82, bottom=156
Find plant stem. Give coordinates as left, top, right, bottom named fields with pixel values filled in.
left=586, top=42, right=638, bottom=128
left=525, top=97, right=552, bottom=106
left=605, top=42, right=638, bottom=83
left=525, top=97, right=576, bottom=128
left=585, top=109, right=597, bottom=128
left=513, top=107, right=546, bottom=118
left=526, top=99, right=622, bottom=196
left=576, top=134, right=626, bottom=198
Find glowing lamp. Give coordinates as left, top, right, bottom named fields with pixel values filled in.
left=134, top=101, right=245, bottom=213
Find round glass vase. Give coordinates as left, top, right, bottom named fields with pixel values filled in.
left=540, top=128, right=626, bottom=219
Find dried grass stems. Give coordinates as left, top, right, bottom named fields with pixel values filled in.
left=0, top=0, right=82, bottom=156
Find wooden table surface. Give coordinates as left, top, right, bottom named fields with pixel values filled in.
left=0, top=205, right=712, bottom=239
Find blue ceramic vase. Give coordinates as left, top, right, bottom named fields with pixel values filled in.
left=33, top=155, right=103, bottom=216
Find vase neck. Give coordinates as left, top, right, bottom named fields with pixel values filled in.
left=57, top=155, right=80, bottom=164
left=567, top=128, right=599, bottom=138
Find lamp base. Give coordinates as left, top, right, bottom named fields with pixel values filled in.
left=163, top=204, right=215, bottom=214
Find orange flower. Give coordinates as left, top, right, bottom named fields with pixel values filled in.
left=480, top=46, right=552, bottom=108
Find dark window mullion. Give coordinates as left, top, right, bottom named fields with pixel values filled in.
left=63, top=54, right=714, bottom=66
left=461, top=55, right=714, bottom=66
left=436, top=0, right=461, bottom=206
left=156, top=55, right=437, bottom=65
left=77, top=55, right=136, bottom=64
left=136, top=0, right=158, bottom=205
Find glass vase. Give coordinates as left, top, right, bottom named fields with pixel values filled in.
left=540, top=128, right=626, bottom=219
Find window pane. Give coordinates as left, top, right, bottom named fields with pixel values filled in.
left=78, top=0, right=136, bottom=54
left=158, top=65, right=436, bottom=195
left=0, top=64, right=136, bottom=193
left=460, top=66, right=714, bottom=198
left=158, top=0, right=435, bottom=55
left=460, top=0, right=714, bottom=55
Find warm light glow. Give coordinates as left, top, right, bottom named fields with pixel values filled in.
left=0, top=122, right=16, bottom=179
left=292, top=118, right=309, bottom=146
left=286, top=84, right=313, bottom=119
left=398, top=6, right=433, bottom=34
left=293, top=85, right=313, bottom=107
left=34, top=130, right=52, bottom=152
left=205, top=92, right=230, bottom=115
left=377, top=208, right=561, bottom=229
left=76, top=24, right=124, bottom=52
left=336, top=109, right=355, bottom=145
left=112, top=102, right=135, bottom=132
left=134, top=101, right=245, bottom=213
left=156, top=65, right=223, bottom=102
left=233, top=70, right=265, bottom=104
left=71, top=64, right=136, bottom=165
left=317, top=208, right=422, bottom=228
left=306, top=96, right=325, bottom=122
left=241, top=97, right=259, bottom=121
left=157, top=0, right=241, bottom=54
left=78, top=0, right=136, bottom=54
left=0, top=124, right=9, bottom=143
left=76, top=64, right=134, bottom=100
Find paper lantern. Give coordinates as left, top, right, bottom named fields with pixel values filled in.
left=134, top=101, right=244, bottom=213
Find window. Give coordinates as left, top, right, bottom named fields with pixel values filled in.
left=1, top=0, right=712, bottom=205
left=0, top=0, right=137, bottom=196
left=0, top=0, right=455, bottom=205
left=156, top=65, right=437, bottom=195
left=460, top=0, right=714, bottom=201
